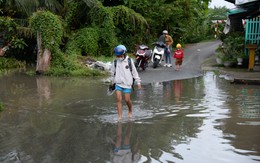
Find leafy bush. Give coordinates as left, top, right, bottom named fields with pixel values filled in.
left=0, top=17, right=27, bottom=51
left=66, top=27, right=99, bottom=56
left=219, top=32, right=245, bottom=61
left=30, top=10, right=63, bottom=52
left=0, top=57, right=26, bottom=70
left=223, top=32, right=244, bottom=54
left=46, top=50, right=105, bottom=76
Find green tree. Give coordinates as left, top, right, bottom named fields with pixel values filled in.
left=0, top=0, right=217, bottom=76
left=208, top=6, right=229, bottom=20
left=30, top=10, right=63, bottom=74
left=0, top=0, right=66, bottom=62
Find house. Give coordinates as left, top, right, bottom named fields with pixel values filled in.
left=224, top=0, right=260, bottom=70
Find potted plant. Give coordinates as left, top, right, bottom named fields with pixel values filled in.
left=235, top=51, right=247, bottom=65
left=222, top=54, right=236, bottom=67
left=222, top=32, right=245, bottom=67
left=215, top=45, right=224, bottom=65
left=216, top=53, right=224, bottom=65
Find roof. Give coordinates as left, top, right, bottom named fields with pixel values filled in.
left=225, top=0, right=235, bottom=4
left=228, top=8, right=247, bottom=15
left=225, top=0, right=260, bottom=18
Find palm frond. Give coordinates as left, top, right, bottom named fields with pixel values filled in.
left=15, top=0, right=39, bottom=16
left=112, top=5, right=148, bottom=29
left=17, top=26, right=32, bottom=38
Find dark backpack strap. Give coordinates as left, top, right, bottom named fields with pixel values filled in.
left=114, top=59, right=117, bottom=69
left=127, top=57, right=132, bottom=72
left=114, top=58, right=132, bottom=72
left=114, top=59, right=117, bottom=75
left=128, top=58, right=135, bottom=90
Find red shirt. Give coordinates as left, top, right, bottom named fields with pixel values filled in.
left=173, top=49, right=184, bottom=59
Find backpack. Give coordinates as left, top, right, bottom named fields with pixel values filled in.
left=114, top=57, right=132, bottom=72
left=114, top=58, right=135, bottom=90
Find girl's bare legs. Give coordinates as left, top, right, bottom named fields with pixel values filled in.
left=176, top=64, right=180, bottom=70
left=124, top=122, right=132, bottom=146
left=175, top=64, right=178, bottom=70
left=115, top=122, right=122, bottom=150
left=124, top=93, right=132, bottom=118
left=116, top=90, right=123, bottom=120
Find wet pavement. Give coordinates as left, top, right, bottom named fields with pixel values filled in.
left=138, top=41, right=220, bottom=84
left=201, top=55, right=260, bottom=85
left=139, top=40, right=260, bottom=85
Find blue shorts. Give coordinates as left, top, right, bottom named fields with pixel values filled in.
left=115, top=85, right=132, bottom=94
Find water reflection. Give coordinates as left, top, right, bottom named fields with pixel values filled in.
left=36, top=76, right=52, bottom=106
left=0, top=72, right=259, bottom=162
left=173, top=80, right=182, bottom=103
left=111, top=121, right=141, bottom=162
left=238, top=88, right=260, bottom=118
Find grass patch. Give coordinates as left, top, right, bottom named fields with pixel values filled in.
left=92, top=56, right=114, bottom=63
left=0, top=57, right=26, bottom=69
left=213, top=70, right=220, bottom=75
left=89, top=53, right=136, bottom=63
left=213, top=64, right=224, bottom=67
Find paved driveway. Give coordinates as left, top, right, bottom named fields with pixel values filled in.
left=139, top=40, right=221, bottom=84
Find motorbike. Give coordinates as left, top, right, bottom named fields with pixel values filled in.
left=134, top=44, right=152, bottom=71
left=151, top=41, right=166, bottom=68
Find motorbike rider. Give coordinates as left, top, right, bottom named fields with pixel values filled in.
left=158, top=31, right=166, bottom=43
left=158, top=30, right=173, bottom=67
left=111, top=45, right=142, bottom=120
left=164, top=30, right=174, bottom=67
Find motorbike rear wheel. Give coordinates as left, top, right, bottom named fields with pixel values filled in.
left=135, top=59, right=142, bottom=71
left=142, top=61, right=148, bottom=70
left=153, top=59, right=159, bottom=68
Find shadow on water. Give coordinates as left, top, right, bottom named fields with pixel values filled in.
left=0, top=72, right=259, bottom=163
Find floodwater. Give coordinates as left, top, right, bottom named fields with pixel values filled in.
left=0, top=71, right=259, bottom=163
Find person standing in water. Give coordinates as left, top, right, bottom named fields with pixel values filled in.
left=111, top=45, right=142, bottom=120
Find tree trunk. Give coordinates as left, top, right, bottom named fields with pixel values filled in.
left=36, top=76, right=51, bottom=106
left=36, top=31, right=51, bottom=75
left=42, top=48, right=51, bottom=71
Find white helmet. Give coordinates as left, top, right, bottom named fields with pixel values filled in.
left=163, top=30, right=168, bottom=34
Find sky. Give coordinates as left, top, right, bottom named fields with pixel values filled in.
left=209, top=0, right=236, bottom=9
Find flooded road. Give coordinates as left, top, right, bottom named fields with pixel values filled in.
left=0, top=71, right=259, bottom=163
